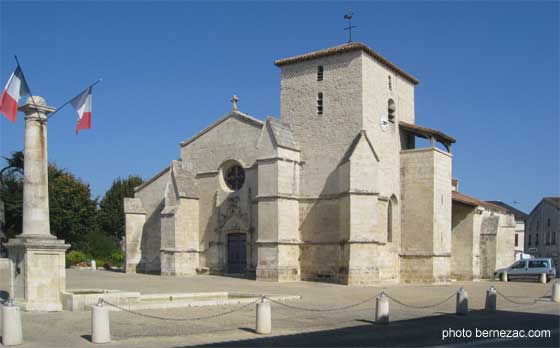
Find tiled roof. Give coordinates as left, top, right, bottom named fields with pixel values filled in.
left=274, top=42, right=419, bottom=85
left=452, top=191, right=508, bottom=213
left=544, top=197, right=560, bottom=209
left=266, top=117, right=299, bottom=151
left=486, top=201, right=528, bottom=221
left=399, top=121, right=456, bottom=144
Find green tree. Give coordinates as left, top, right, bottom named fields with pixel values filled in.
left=0, top=151, right=24, bottom=240
left=97, top=176, right=143, bottom=243
left=48, top=164, right=98, bottom=250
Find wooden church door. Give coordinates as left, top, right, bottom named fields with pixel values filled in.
left=227, top=233, right=246, bottom=274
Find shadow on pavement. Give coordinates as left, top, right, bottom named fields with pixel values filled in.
left=185, top=310, right=559, bottom=347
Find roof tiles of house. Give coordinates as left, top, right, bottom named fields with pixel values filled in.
left=544, top=197, right=560, bottom=209
left=399, top=121, right=456, bottom=144
left=486, top=201, right=528, bottom=221
left=452, top=191, right=508, bottom=214
left=274, top=42, right=419, bottom=85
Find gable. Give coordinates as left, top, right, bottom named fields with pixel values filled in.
left=340, top=130, right=380, bottom=165
left=180, top=111, right=264, bottom=173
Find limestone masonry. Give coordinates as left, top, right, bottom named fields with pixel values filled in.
left=125, top=42, right=516, bottom=284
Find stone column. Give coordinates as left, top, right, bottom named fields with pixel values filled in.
left=5, top=96, right=70, bottom=311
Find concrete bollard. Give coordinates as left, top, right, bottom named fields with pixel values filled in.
left=91, top=302, right=111, bottom=344
left=2, top=303, right=23, bottom=346
left=255, top=298, right=271, bottom=335
left=485, top=287, right=497, bottom=312
left=539, top=273, right=547, bottom=284
left=91, top=260, right=97, bottom=270
left=501, top=271, right=508, bottom=282
left=552, top=282, right=560, bottom=303
left=456, top=288, right=468, bottom=315
left=375, top=293, right=389, bottom=325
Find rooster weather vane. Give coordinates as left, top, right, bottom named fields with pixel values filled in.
left=344, top=10, right=356, bottom=43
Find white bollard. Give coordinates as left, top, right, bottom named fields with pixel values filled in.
left=539, top=273, right=547, bottom=284
left=552, top=282, right=560, bottom=303
left=255, top=298, right=271, bottom=335
left=2, top=303, right=23, bottom=346
left=91, top=260, right=97, bottom=271
left=375, top=293, right=389, bottom=325
left=456, top=288, right=468, bottom=315
left=91, top=302, right=111, bottom=344
left=485, top=287, right=497, bottom=312
left=502, top=271, right=508, bottom=282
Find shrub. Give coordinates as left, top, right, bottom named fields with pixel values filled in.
left=87, top=230, right=119, bottom=260
left=66, top=250, right=89, bottom=267
left=109, top=251, right=125, bottom=268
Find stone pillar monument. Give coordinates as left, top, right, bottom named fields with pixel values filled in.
left=5, top=96, right=70, bottom=311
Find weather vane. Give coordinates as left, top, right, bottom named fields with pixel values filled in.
left=344, top=9, right=356, bottom=43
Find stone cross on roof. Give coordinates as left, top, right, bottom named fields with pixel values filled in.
left=230, top=95, right=239, bottom=111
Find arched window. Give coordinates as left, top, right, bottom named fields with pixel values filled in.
left=317, top=92, right=323, bottom=115
left=317, top=66, right=324, bottom=81
left=388, top=99, right=396, bottom=122
left=387, top=201, right=393, bottom=242
left=388, top=75, right=392, bottom=90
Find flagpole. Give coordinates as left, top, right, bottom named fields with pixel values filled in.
left=13, top=55, right=43, bottom=120
left=47, top=78, right=102, bottom=120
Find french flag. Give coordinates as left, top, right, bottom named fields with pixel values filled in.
left=70, top=86, right=93, bottom=134
left=0, top=65, right=31, bottom=122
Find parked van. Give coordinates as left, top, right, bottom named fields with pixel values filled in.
left=494, top=258, right=556, bottom=282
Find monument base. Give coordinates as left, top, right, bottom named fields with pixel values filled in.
left=5, top=236, right=70, bottom=311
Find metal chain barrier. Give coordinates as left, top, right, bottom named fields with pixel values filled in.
left=539, top=281, right=557, bottom=298
left=264, top=292, right=382, bottom=312
left=492, top=281, right=557, bottom=305
left=493, top=288, right=538, bottom=305
left=383, top=289, right=458, bottom=309
left=101, top=298, right=258, bottom=321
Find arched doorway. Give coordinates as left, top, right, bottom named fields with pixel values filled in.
left=227, top=233, right=247, bottom=274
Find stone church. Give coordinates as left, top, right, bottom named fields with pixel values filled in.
left=124, top=42, right=512, bottom=285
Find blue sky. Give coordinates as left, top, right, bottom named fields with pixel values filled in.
left=0, top=1, right=558, bottom=214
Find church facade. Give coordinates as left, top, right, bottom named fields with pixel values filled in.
left=124, top=42, right=510, bottom=285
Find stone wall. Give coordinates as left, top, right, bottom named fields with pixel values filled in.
left=279, top=51, right=363, bottom=197
left=400, top=148, right=452, bottom=283
left=132, top=168, right=169, bottom=273
left=479, top=211, right=515, bottom=278
left=451, top=203, right=481, bottom=280
left=495, top=212, right=516, bottom=271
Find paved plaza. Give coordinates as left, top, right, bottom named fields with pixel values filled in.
left=5, top=269, right=558, bottom=347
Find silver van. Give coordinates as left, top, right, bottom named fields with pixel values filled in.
left=494, top=258, right=556, bottom=282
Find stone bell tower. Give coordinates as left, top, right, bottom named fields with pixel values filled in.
left=5, top=96, right=70, bottom=311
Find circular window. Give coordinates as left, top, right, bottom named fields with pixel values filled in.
left=224, top=164, right=245, bottom=191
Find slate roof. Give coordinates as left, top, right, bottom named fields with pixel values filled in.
left=452, top=191, right=508, bottom=213
left=266, top=117, right=299, bottom=151
left=274, top=42, right=419, bottom=85
left=486, top=201, right=528, bottom=221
